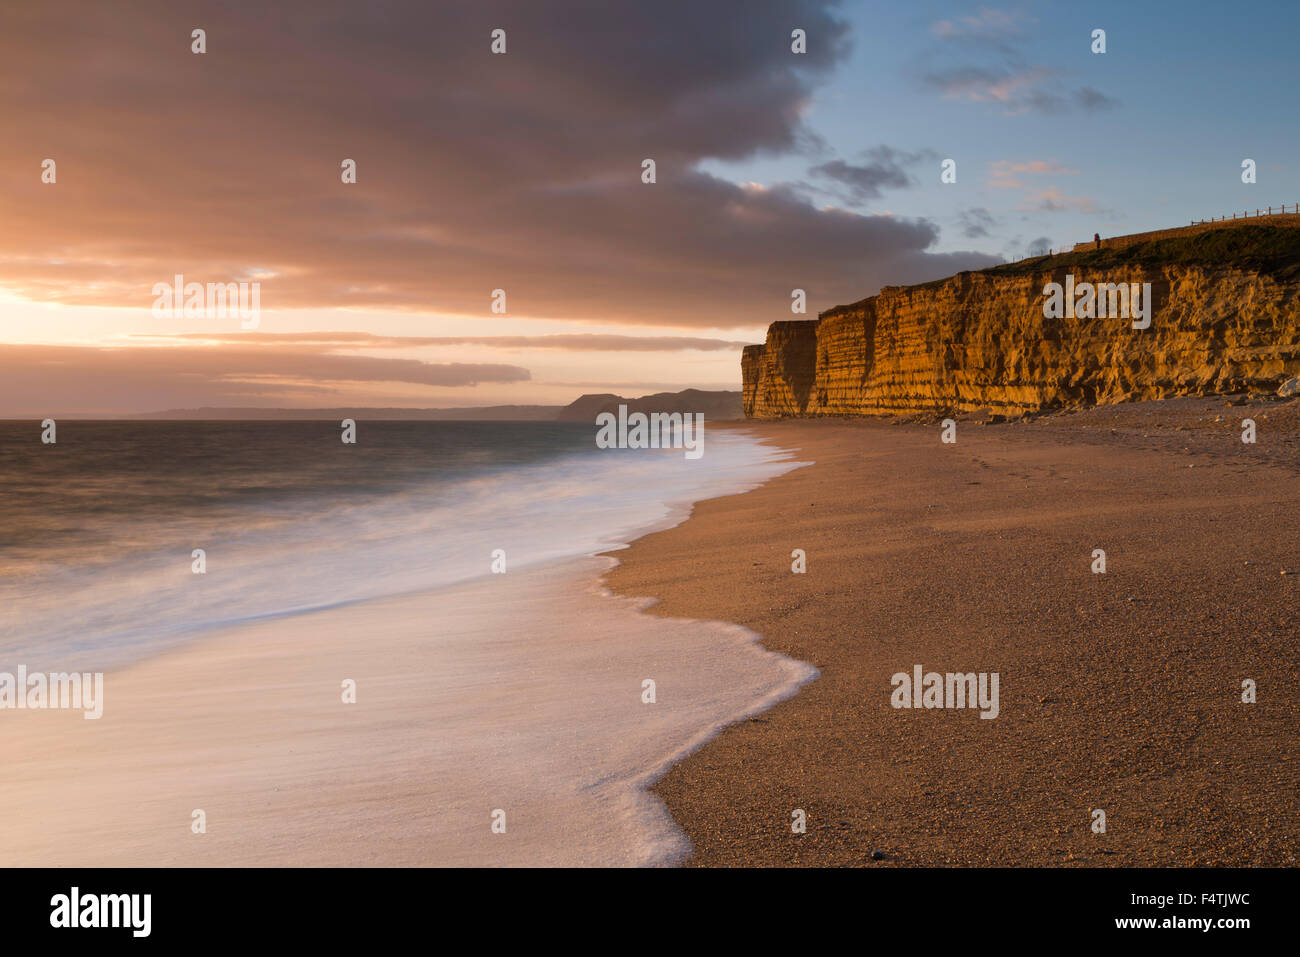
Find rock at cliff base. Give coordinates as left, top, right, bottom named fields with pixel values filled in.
left=1278, top=376, right=1300, bottom=397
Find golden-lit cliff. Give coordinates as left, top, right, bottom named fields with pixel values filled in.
left=743, top=224, right=1300, bottom=418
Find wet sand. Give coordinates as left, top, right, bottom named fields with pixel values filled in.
left=0, top=557, right=810, bottom=867
left=604, top=396, right=1300, bottom=866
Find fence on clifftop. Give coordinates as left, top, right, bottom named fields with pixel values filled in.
left=1068, top=205, right=1300, bottom=254
left=1009, top=206, right=1300, bottom=261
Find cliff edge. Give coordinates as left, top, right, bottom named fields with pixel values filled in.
left=743, top=223, right=1300, bottom=418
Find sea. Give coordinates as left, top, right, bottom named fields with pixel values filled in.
left=0, top=420, right=794, bottom=671
left=0, top=420, right=814, bottom=865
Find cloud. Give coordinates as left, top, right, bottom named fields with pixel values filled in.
left=955, top=207, right=998, bottom=239
left=922, top=65, right=1052, bottom=107
left=0, top=344, right=530, bottom=415
left=0, top=0, right=999, bottom=330
left=931, top=8, right=1030, bottom=41
left=984, top=161, right=1099, bottom=216
left=917, top=9, right=1118, bottom=116
left=808, top=146, right=936, bottom=205
left=1016, top=188, right=1101, bottom=214
left=922, top=66, right=1114, bottom=116
left=987, top=159, right=1079, bottom=189
left=137, top=332, right=751, bottom=351
left=1074, top=87, right=1119, bottom=111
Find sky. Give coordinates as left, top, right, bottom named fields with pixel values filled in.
left=1, top=0, right=1297, bottom=415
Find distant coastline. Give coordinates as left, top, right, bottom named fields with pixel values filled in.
left=18, top=388, right=743, bottom=421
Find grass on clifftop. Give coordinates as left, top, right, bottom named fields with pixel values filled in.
left=979, top=224, right=1300, bottom=282
left=821, top=223, right=1300, bottom=312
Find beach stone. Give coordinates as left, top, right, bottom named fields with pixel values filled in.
left=1278, top=376, right=1300, bottom=397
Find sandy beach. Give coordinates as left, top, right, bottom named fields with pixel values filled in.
left=606, top=397, right=1300, bottom=866
left=1, top=399, right=1295, bottom=868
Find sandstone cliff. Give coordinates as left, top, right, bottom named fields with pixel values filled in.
left=743, top=224, right=1300, bottom=418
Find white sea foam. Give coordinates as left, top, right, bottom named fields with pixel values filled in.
left=1, top=429, right=804, bottom=672
left=359, top=556, right=818, bottom=867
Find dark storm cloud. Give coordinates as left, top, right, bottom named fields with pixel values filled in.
left=1, top=0, right=999, bottom=328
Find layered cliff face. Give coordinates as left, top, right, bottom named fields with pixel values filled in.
left=743, top=225, right=1300, bottom=418
left=742, top=321, right=817, bottom=417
